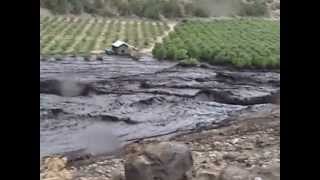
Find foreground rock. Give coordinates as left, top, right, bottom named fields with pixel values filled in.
left=40, top=156, right=74, bottom=180
left=219, top=166, right=251, bottom=180
left=124, top=141, right=193, bottom=180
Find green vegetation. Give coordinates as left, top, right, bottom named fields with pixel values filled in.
left=178, top=58, right=200, bottom=67
left=40, top=16, right=169, bottom=55
left=40, top=0, right=270, bottom=19
left=239, top=0, right=269, bottom=17
left=153, top=19, right=279, bottom=69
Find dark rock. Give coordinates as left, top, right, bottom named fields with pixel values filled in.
left=219, top=166, right=251, bottom=180
left=97, top=55, right=104, bottom=61
left=124, top=141, right=193, bottom=180
left=55, top=55, right=63, bottom=61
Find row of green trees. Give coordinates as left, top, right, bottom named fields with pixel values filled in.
left=153, top=19, right=280, bottom=69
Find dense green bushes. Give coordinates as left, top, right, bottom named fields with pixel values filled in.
left=153, top=19, right=280, bottom=69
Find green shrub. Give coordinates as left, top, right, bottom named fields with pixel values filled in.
left=239, top=0, right=269, bottom=17
left=153, top=44, right=167, bottom=60
left=193, top=7, right=210, bottom=17
left=176, top=49, right=189, bottom=60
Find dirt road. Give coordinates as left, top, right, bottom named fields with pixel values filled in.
left=140, top=21, right=177, bottom=54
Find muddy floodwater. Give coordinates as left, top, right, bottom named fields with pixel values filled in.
left=40, top=56, right=280, bottom=157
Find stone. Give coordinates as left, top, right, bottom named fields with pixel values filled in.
left=236, top=155, right=249, bottom=163
left=45, top=157, right=67, bottom=171
left=231, top=138, right=240, bottom=144
left=111, top=169, right=125, bottom=180
left=84, top=56, right=91, bottom=61
left=90, top=55, right=97, bottom=61
left=124, top=141, right=193, bottom=180
left=55, top=55, right=63, bottom=61
left=75, top=56, right=84, bottom=61
left=97, top=55, right=104, bottom=61
left=219, top=166, right=251, bottom=180
left=196, top=170, right=219, bottom=180
left=252, top=165, right=280, bottom=180
left=223, top=152, right=240, bottom=161
left=48, top=57, right=56, bottom=61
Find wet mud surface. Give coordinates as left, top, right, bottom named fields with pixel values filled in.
left=40, top=56, right=280, bottom=157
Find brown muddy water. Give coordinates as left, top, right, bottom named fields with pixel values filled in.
left=40, top=56, right=280, bottom=158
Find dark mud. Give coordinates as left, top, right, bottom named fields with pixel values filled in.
left=40, top=56, right=280, bottom=158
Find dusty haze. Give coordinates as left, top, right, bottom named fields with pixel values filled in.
left=195, top=0, right=242, bottom=16
left=73, top=122, right=121, bottom=155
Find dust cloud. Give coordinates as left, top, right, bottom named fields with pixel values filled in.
left=74, top=122, right=121, bottom=156
left=195, top=0, right=242, bottom=16
left=59, top=79, right=84, bottom=97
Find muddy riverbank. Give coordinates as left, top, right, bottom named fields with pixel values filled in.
left=40, top=56, right=279, bottom=158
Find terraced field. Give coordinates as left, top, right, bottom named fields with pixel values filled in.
left=40, top=16, right=170, bottom=55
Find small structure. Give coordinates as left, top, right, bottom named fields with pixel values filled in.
left=111, top=40, right=129, bottom=55
left=104, top=40, right=141, bottom=60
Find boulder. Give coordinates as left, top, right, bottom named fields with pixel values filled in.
left=48, top=57, right=56, bottom=61
left=55, top=55, right=63, bottom=61
left=124, top=141, right=193, bottom=180
left=111, top=169, right=126, bottom=180
left=97, top=55, right=104, bottom=61
left=196, top=170, right=219, bottom=180
left=219, top=166, right=251, bottom=180
left=252, top=165, right=280, bottom=180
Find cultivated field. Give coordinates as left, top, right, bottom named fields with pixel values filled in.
left=153, top=19, right=280, bottom=68
left=40, top=16, right=170, bottom=55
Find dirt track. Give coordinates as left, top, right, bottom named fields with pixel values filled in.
left=140, top=21, right=177, bottom=54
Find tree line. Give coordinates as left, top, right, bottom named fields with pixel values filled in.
left=40, top=0, right=269, bottom=19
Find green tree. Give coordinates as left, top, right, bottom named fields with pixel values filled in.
left=93, top=0, right=104, bottom=9
left=69, top=0, right=83, bottom=14
left=153, top=43, right=167, bottom=60
left=166, top=45, right=177, bottom=60
left=176, top=49, right=188, bottom=60
left=143, top=5, right=160, bottom=19
left=187, top=45, right=201, bottom=59
left=129, top=0, right=145, bottom=16
left=162, top=0, right=183, bottom=18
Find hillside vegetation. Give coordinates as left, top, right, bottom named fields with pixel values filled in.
left=40, top=0, right=270, bottom=19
